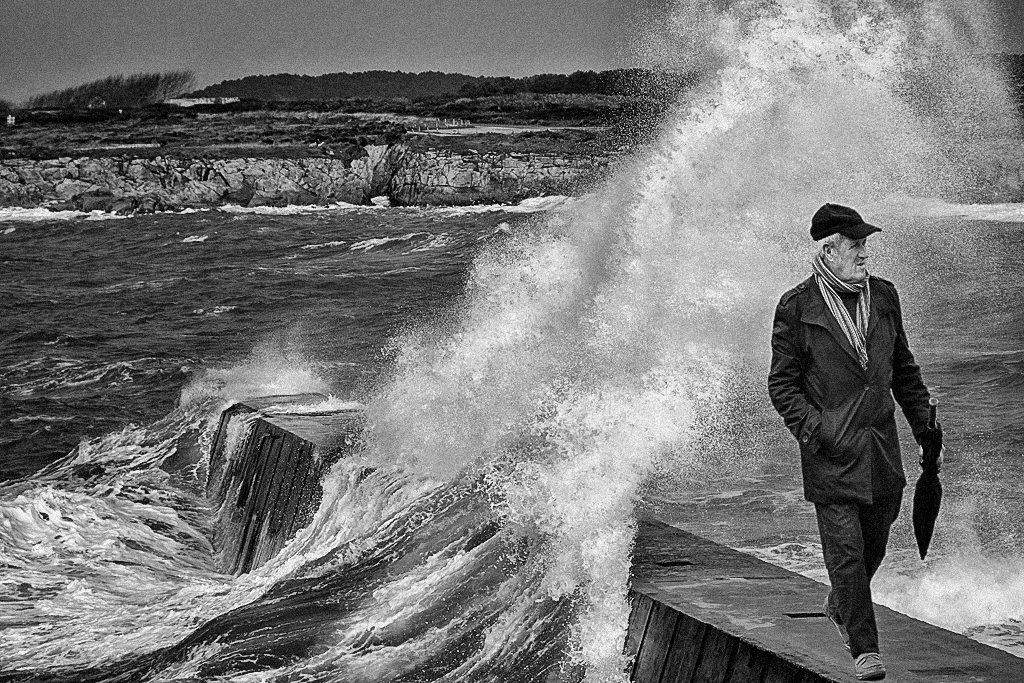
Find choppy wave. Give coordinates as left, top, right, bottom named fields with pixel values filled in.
left=0, top=207, right=134, bottom=222
left=218, top=201, right=370, bottom=216
left=8, top=414, right=77, bottom=424
left=0, top=197, right=574, bottom=224
left=190, top=305, right=237, bottom=316
left=349, top=232, right=433, bottom=252
left=0, top=400, right=243, bottom=673
left=0, top=357, right=176, bottom=398
left=431, top=195, right=575, bottom=215
left=0, top=360, right=579, bottom=680
left=96, top=276, right=185, bottom=293
left=300, top=240, right=347, bottom=250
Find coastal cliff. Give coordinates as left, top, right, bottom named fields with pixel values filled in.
left=0, top=144, right=609, bottom=212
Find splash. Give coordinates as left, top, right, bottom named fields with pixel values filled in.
left=0, top=346, right=340, bottom=675
left=364, top=0, right=1021, bottom=678
left=875, top=553, right=1024, bottom=640
left=178, top=344, right=331, bottom=412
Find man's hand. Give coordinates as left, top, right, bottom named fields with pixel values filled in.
left=919, top=445, right=945, bottom=472
left=918, top=419, right=943, bottom=472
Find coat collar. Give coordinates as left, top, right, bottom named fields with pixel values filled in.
left=799, top=275, right=885, bottom=374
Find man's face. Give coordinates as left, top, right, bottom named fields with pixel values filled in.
left=825, top=235, right=870, bottom=283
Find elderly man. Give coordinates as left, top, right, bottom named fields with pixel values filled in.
left=768, top=204, right=936, bottom=681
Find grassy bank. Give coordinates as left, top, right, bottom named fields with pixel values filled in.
left=0, top=87, right=672, bottom=163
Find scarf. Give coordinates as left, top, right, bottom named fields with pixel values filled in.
left=812, top=254, right=871, bottom=370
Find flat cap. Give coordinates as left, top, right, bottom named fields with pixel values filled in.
left=811, top=203, right=881, bottom=241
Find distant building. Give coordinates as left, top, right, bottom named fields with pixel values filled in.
left=166, top=97, right=240, bottom=108
left=5, top=115, right=13, bottom=127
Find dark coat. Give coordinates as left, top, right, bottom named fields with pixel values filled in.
left=768, top=275, right=931, bottom=504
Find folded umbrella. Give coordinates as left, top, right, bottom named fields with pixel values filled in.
left=912, top=397, right=943, bottom=560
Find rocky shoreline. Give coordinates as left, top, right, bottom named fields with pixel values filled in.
left=0, top=143, right=610, bottom=213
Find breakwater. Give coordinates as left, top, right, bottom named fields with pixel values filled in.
left=0, top=143, right=609, bottom=212
left=211, top=396, right=1024, bottom=682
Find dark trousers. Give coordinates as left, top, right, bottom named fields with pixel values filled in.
left=815, top=492, right=902, bottom=658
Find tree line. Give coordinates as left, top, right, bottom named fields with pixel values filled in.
left=191, top=69, right=698, bottom=102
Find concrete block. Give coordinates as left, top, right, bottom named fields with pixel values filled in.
left=206, top=395, right=363, bottom=574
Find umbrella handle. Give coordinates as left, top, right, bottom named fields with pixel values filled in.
left=928, top=397, right=937, bottom=430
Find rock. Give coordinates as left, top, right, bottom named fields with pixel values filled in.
left=219, top=169, right=246, bottom=188
left=15, top=167, right=44, bottom=184
left=126, top=160, right=153, bottom=181
left=110, top=197, right=136, bottom=215
left=55, top=179, right=92, bottom=200
left=40, top=167, right=66, bottom=184
left=77, top=158, right=113, bottom=181
left=0, top=147, right=609, bottom=212
left=224, top=182, right=255, bottom=205
left=178, top=180, right=226, bottom=205
left=80, top=195, right=114, bottom=212
left=136, top=194, right=161, bottom=213
left=283, top=189, right=318, bottom=206
left=78, top=189, right=114, bottom=212
left=247, top=194, right=284, bottom=208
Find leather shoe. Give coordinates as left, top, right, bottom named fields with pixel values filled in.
left=854, top=652, right=886, bottom=680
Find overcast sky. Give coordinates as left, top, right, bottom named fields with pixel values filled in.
left=1, top=0, right=1022, bottom=104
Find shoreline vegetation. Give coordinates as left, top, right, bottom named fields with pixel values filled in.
left=3, top=63, right=1024, bottom=212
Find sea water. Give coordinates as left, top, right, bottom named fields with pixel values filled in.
left=3, top=0, right=1024, bottom=680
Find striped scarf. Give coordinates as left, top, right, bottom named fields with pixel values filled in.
left=812, top=254, right=871, bottom=370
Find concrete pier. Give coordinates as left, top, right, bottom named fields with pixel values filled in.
left=627, top=518, right=1024, bottom=682
left=207, top=394, right=363, bottom=574
left=206, top=397, right=1024, bottom=681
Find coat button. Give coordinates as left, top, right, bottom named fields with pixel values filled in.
left=801, top=434, right=810, bottom=444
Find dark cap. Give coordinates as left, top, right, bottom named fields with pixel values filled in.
left=811, top=203, right=881, bottom=241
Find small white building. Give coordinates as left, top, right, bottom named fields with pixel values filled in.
left=166, top=97, right=240, bottom=108
left=5, top=114, right=14, bottom=127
